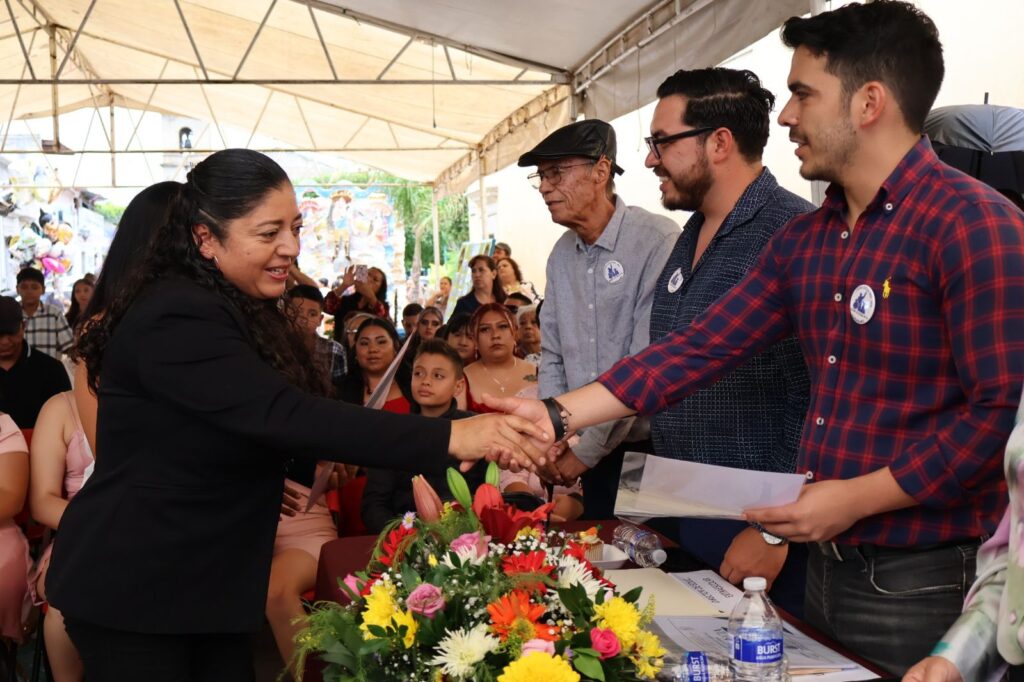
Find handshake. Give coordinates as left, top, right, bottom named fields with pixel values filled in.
left=446, top=394, right=590, bottom=484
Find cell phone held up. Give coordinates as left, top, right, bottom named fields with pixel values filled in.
left=354, top=264, right=368, bottom=283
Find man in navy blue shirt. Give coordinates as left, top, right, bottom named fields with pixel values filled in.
left=643, top=68, right=813, bottom=615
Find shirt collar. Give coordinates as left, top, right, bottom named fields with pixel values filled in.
left=575, top=196, right=626, bottom=253
left=410, top=398, right=459, bottom=418
left=715, top=167, right=780, bottom=238
left=822, top=136, right=938, bottom=217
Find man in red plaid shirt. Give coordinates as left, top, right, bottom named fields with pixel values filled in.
left=488, top=1, right=1024, bottom=675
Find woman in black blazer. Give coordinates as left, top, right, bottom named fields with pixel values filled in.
left=45, top=150, right=546, bottom=682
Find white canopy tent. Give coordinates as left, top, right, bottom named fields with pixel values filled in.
left=0, top=0, right=811, bottom=195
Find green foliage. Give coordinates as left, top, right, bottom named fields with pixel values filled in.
left=93, top=202, right=125, bottom=225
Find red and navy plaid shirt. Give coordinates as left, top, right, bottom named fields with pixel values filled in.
left=600, top=137, right=1024, bottom=547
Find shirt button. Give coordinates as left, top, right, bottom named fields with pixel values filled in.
left=840, top=230, right=849, bottom=239
left=827, top=355, right=837, bottom=364
left=834, top=293, right=843, bottom=302
left=805, top=471, right=814, bottom=481
left=815, top=417, right=824, bottom=426
left=588, top=268, right=594, bottom=274
left=590, top=372, right=597, bottom=378
left=588, top=304, right=594, bottom=310
left=884, top=202, right=894, bottom=212
left=590, top=338, right=595, bottom=343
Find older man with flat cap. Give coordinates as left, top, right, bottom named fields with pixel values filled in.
left=519, top=119, right=678, bottom=519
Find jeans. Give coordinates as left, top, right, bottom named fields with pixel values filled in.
left=64, top=616, right=255, bottom=682
left=804, top=539, right=979, bottom=676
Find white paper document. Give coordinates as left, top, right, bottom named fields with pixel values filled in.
left=614, top=452, right=806, bottom=519
left=652, top=616, right=878, bottom=680
left=669, top=570, right=745, bottom=615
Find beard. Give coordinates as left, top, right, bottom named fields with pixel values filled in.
left=661, top=148, right=714, bottom=212
left=796, top=116, right=857, bottom=183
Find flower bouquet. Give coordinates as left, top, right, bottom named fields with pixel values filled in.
left=295, top=462, right=667, bottom=681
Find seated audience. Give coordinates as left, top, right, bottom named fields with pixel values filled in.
left=287, top=285, right=346, bottom=395
left=0, top=414, right=30, bottom=646
left=463, top=303, right=537, bottom=413
left=451, top=255, right=506, bottom=318
left=441, top=313, right=477, bottom=366
left=28, top=392, right=93, bottom=681
left=400, top=303, right=423, bottom=339
left=324, top=265, right=389, bottom=322
left=427, top=276, right=452, bottom=311
left=340, top=317, right=413, bottom=410
left=16, top=267, right=73, bottom=360
left=496, top=257, right=540, bottom=302
left=63, top=279, right=94, bottom=332
left=415, top=306, right=444, bottom=341
left=517, top=302, right=542, bottom=366
left=361, top=340, right=484, bottom=533
left=0, top=296, right=71, bottom=429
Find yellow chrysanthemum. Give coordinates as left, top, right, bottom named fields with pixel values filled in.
left=497, top=652, right=580, bottom=682
left=428, top=554, right=439, bottom=567
left=629, top=630, right=666, bottom=680
left=361, top=582, right=398, bottom=638
left=391, top=609, right=420, bottom=648
left=592, top=597, right=641, bottom=648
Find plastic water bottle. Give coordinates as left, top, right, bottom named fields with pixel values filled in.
left=728, top=577, right=786, bottom=681
left=612, top=521, right=667, bottom=567
left=662, top=650, right=733, bottom=681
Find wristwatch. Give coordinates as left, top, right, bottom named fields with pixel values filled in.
left=750, top=522, right=788, bottom=546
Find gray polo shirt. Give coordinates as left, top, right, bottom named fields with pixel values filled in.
left=539, top=196, right=678, bottom=467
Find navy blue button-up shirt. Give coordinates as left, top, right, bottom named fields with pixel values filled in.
left=649, top=168, right=813, bottom=473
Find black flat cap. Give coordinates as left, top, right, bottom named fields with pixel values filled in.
left=518, top=119, right=625, bottom=175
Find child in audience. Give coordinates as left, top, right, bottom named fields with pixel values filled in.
left=360, top=339, right=484, bottom=533
left=441, top=313, right=477, bottom=365
left=29, top=392, right=93, bottom=681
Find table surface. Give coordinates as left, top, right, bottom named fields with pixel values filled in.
left=309, top=520, right=886, bottom=680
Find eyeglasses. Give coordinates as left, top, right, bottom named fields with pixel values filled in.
left=526, top=162, right=593, bottom=189
left=644, top=127, right=716, bottom=160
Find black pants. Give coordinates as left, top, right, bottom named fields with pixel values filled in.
left=580, top=440, right=651, bottom=521
left=64, top=617, right=255, bottom=682
left=804, top=539, right=979, bottom=676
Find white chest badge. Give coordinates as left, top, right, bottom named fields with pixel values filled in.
left=667, top=267, right=684, bottom=293
left=604, top=260, right=624, bottom=284
left=850, top=284, right=876, bottom=325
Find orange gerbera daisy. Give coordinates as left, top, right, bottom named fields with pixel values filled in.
left=487, top=590, right=559, bottom=642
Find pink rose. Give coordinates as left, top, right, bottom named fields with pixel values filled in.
left=406, top=583, right=445, bottom=619
left=450, top=531, right=491, bottom=560
left=590, top=627, right=621, bottom=660
left=521, top=638, right=556, bottom=656
left=340, top=574, right=361, bottom=599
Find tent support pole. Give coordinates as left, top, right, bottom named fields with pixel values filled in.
left=54, top=0, right=95, bottom=77
left=431, top=186, right=441, bottom=285
left=4, top=0, right=37, bottom=79
left=477, top=154, right=487, bottom=243
left=109, top=97, right=116, bottom=186
left=47, top=23, right=58, bottom=145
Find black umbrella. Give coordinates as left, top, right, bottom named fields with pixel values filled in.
left=924, top=104, right=1024, bottom=199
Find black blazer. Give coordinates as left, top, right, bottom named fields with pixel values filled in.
left=46, top=278, right=451, bottom=634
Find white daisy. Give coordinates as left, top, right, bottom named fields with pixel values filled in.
left=557, top=555, right=607, bottom=601
left=429, top=623, right=499, bottom=680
